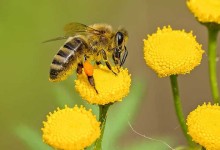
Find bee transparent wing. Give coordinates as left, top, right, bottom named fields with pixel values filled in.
left=64, top=22, right=101, bottom=36
left=42, top=36, right=69, bottom=43
left=43, top=23, right=101, bottom=43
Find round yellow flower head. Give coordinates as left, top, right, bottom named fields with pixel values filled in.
left=143, top=26, right=204, bottom=77
left=187, top=103, right=220, bottom=150
left=75, top=65, right=131, bottom=105
left=187, top=0, right=220, bottom=24
left=42, top=105, right=100, bottom=150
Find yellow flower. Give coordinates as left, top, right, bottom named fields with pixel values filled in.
left=187, top=103, right=220, bottom=150
left=75, top=65, right=131, bottom=105
left=187, top=0, right=220, bottom=24
left=143, top=26, right=204, bottom=77
left=42, top=105, right=100, bottom=150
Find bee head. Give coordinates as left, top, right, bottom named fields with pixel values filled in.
left=116, top=32, right=124, bottom=47
left=113, top=29, right=128, bottom=67
left=115, top=29, right=128, bottom=48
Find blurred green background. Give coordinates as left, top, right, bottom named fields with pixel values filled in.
left=1, top=0, right=219, bottom=149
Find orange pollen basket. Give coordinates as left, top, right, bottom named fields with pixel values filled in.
left=83, top=61, right=94, bottom=76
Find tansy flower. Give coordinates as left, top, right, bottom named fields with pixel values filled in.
left=75, top=65, right=131, bottom=105
left=42, top=105, right=100, bottom=150
left=187, top=0, right=220, bottom=24
left=187, top=103, right=220, bottom=150
left=143, top=26, right=204, bottom=77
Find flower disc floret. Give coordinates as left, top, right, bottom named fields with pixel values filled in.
left=75, top=65, right=131, bottom=105
left=144, top=26, right=204, bottom=77
left=187, top=103, right=220, bottom=150
left=187, top=0, right=220, bottom=24
left=42, top=105, right=100, bottom=150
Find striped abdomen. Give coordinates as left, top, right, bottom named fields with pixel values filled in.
left=49, top=37, right=86, bottom=82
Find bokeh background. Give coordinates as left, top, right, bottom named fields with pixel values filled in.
left=1, top=0, right=219, bottom=149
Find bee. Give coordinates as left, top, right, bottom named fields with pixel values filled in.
left=45, top=22, right=128, bottom=93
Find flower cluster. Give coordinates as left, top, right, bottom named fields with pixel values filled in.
left=42, top=105, right=100, bottom=150
left=75, top=65, right=131, bottom=105
left=186, top=1, right=220, bottom=149
left=42, top=63, right=131, bottom=149
left=187, top=103, right=220, bottom=150
left=187, top=0, right=220, bottom=24
left=143, top=26, right=204, bottom=77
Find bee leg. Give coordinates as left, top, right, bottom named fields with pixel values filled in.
left=76, top=62, right=83, bottom=74
left=96, top=61, right=102, bottom=66
left=112, top=51, right=121, bottom=73
left=83, top=61, right=98, bottom=94
left=120, top=46, right=128, bottom=67
left=112, top=49, right=120, bottom=66
left=105, top=61, right=117, bottom=75
left=101, top=50, right=117, bottom=75
left=87, top=75, right=98, bottom=94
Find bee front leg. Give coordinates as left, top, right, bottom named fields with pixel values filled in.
left=120, top=46, right=128, bottom=67
left=112, top=49, right=121, bottom=73
left=100, top=50, right=117, bottom=75
left=112, top=49, right=121, bottom=66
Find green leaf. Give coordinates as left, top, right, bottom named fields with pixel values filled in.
left=14, top=124, right=52, bottom=150
left=103, top=78, right=146, bottom=149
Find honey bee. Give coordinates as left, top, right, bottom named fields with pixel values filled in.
left=45, top=22, right=128, bottom=93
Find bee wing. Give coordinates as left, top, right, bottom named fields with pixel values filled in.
left=42, top=36, right=69, bottom=43
left=64, top=22, right=101, bottom=36
left=43, top=23, right=101, bottom=43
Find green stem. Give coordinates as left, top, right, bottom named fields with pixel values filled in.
left=170, top=75, right=195, bottom=147
left=94, top=104, right=111, bottom=150
left=207, top=26, right=219, bottom=104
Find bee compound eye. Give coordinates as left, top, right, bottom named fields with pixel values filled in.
left=116, top=32, right=124, bottom=46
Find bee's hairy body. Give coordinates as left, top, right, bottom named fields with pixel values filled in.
left=49, top=23, right=128, bottom=82
left=50, top=36, right=87, bottom=81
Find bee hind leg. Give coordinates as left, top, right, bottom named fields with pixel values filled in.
left=87, top=76, right=98, bottom=94
left=83, top=61, right=98, bottom=94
